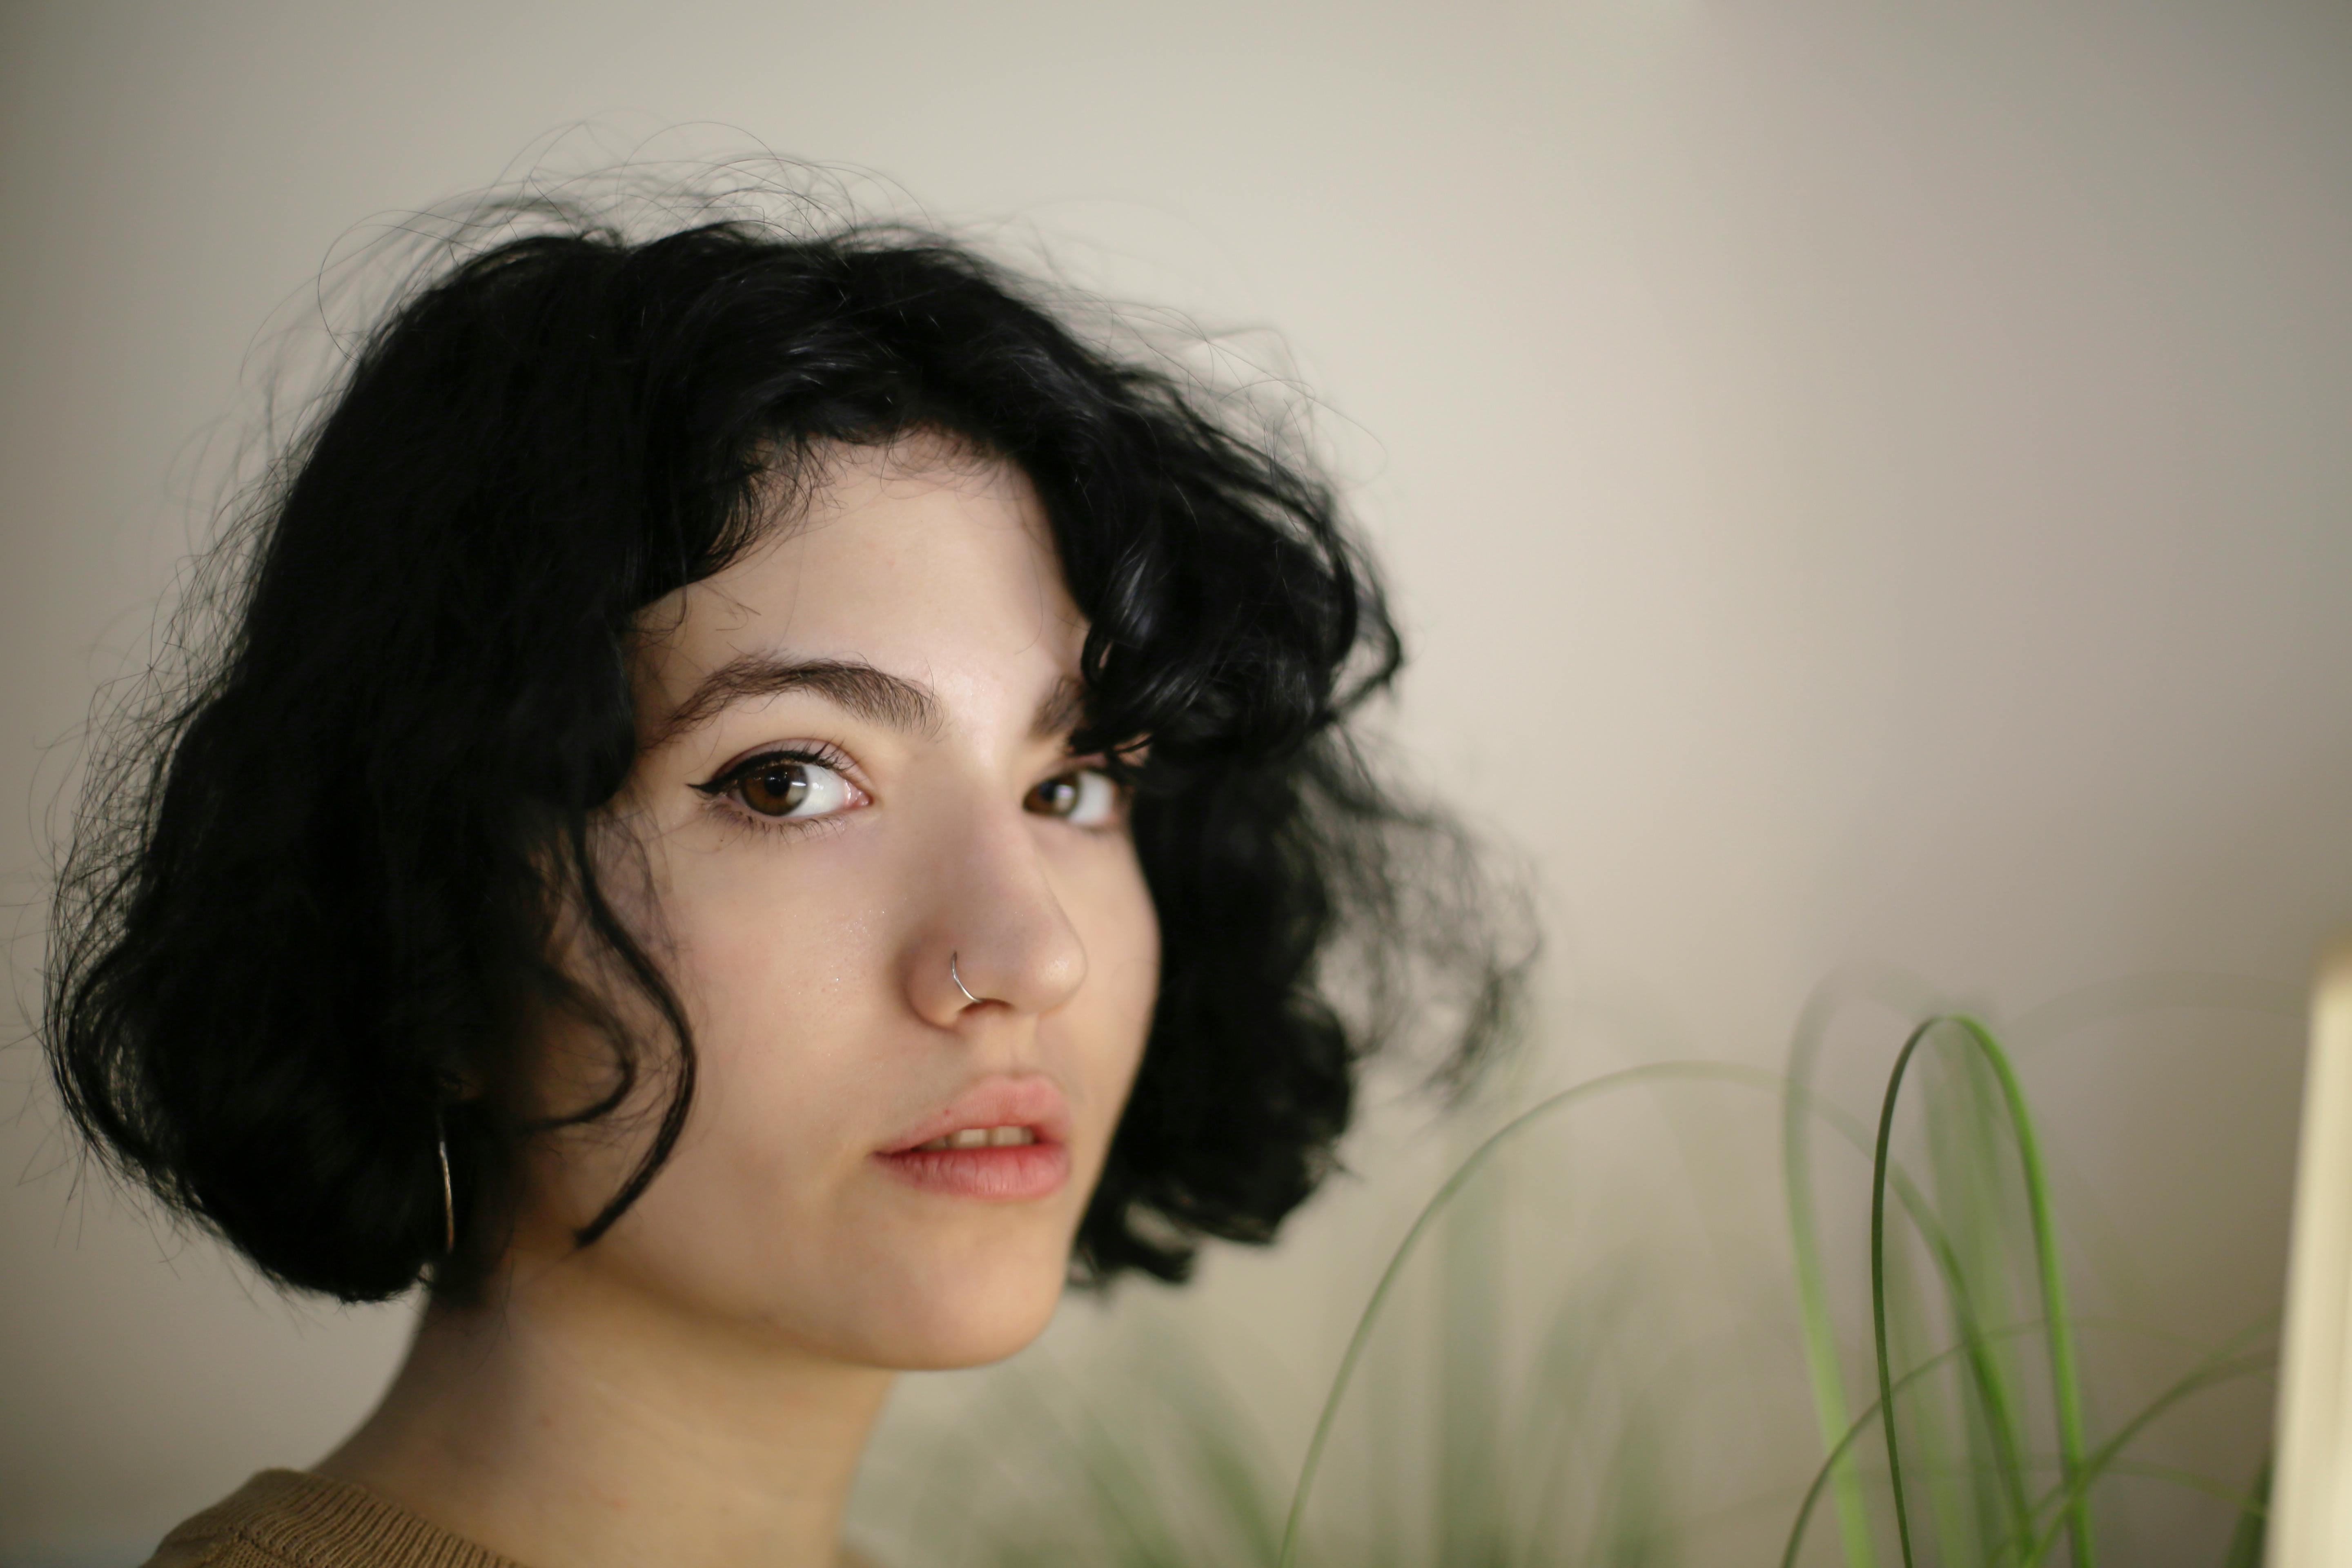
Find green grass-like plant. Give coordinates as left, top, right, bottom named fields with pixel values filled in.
left=858, top=996, right=2282, bottom=1567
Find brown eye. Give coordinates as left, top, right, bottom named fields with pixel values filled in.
left=1025, top=768, right=1118, bottom=826
left=699, top=753, right=860, bottom=822
left=738, top=760, right=811, bottom=817
left=1026, top=775, right=1079, bottom=817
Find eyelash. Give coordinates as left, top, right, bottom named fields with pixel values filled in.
left=687, top=744, right=1131, bottom=839
left=690, top=742, right=864, bottom=838
left=1028, top=762, right=1131, bottom=830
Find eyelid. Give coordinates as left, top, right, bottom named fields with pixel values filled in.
left=1029, top=758, right=1131, bottom=828
left=1084, top=746, right=1147, bottom=788
left=691, top=739, right=862, bottom=797
left=1037, top=757, right=1119, bottom=793
left=689, top=742, right=873, bottom=837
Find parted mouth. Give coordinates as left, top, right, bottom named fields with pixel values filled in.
left=874, top=1076, right=1074, bottom=1202
left=911, top=1125, right=1040, bottom=1151
left=876, top=1074, right=1071, bottom=1156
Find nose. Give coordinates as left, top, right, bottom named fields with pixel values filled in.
left=906, top=809, right=1089, bottom=1029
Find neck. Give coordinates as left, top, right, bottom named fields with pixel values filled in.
left=318, top=1252, right=894, bottom=1568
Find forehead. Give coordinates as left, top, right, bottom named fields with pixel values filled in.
left=635, top=444, right=1085, bottom=723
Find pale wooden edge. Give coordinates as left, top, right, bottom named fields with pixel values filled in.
left=2268, top=943, right=2352, bottom=1568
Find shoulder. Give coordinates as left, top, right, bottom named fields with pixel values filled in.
left=141, top=1470, right=526, bottom=1568
left=142, top=1472, right=308, bottom=1568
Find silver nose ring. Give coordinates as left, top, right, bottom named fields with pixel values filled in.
left=950, top=951, right=983, bottom=1006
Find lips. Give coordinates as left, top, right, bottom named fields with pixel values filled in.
left=873, top=1074, right=1074, bottom=1201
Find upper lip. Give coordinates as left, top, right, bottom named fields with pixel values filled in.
left=876, top=1074, right=1073, bottom=1154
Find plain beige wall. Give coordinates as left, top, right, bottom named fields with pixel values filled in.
left=4, top=1, right=2350, bottom=1562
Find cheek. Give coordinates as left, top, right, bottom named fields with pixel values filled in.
left=660, top=836, right=897, bottom=1152
left=537, top=837, right=895, bottom=1252
left=657, top=817, right=912, bottom=1040
left=1054, top=843, right=1161, bottom=1143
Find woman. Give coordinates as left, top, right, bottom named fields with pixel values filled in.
left=45, top=189, right=1517, bottom=1567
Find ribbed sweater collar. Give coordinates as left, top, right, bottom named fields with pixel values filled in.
left=169, top=1469, right=526, bottom=1568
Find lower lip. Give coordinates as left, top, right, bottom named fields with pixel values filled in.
left=874, top=1141, right=1071, bottom=1201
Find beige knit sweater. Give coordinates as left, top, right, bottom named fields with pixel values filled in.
left=142, top=1470, right=884, bottom=1568
left=143, top=1471, right=524, bottom=1568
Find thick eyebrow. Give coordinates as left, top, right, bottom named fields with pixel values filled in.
left=649, top=655, right=944, bottom=749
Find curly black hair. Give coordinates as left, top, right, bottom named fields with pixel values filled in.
left=43, top=195, right=1524, bottom=1304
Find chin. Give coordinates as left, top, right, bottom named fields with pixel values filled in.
left=831, top=1235, right=1077, bottom=1371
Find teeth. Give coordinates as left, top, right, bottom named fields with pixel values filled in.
left=911, top=1125, right=1037, bottom=1152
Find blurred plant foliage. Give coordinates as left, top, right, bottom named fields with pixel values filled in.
left=854, top=980, right=2287, bottom=1567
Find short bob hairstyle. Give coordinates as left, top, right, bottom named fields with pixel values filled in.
left=45, top=191, right=1522, bottom=1304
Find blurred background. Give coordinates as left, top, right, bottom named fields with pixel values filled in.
left=4, top=2, right=2349, bottom=1564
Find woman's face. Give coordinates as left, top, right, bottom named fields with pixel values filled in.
left=514, top=442, right=1158, bottom=1370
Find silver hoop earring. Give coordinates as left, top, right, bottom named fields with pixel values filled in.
left=434, top=1112, right=455, bottom=1257
left=950, top=951, right=983, bottom=1006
